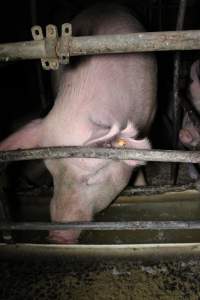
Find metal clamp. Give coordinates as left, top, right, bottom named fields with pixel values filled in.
left=31, top=24, right=59, bottom=70
left=31, top=23, right=72, bottom=70
left=57, top=23, right=72, bottom=65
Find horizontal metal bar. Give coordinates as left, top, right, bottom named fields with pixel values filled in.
left=16, top=182, right=198, bottom=198
left=0, top=30, right=200, bottom=62
left=0, top=40, right=45, bottom=62
left=2, top=243, right=200, bottom=258
left=1, top=221, right=200, bottom=231
left=70, top=30, right=200, bottom=55
left=123, top=182, right=198, bottom=196
left=0, top=147, right=200, bottom=163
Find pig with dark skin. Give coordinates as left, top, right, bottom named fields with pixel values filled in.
left=0, top=4, right=157, bottom=243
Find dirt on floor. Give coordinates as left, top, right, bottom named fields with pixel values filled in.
left=1, top=254, right=200, bottom=300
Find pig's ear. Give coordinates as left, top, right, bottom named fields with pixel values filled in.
left=85, top=121, right=151, bottom=167
left=84, top=123, right=120, bottom=146
left=84, top=121, right=137, bottom=146
left=0, top=119, right=43, bottom=150
left=112, top=135, right=151, bottom=167
left=112, top=121, right=151, bottom=167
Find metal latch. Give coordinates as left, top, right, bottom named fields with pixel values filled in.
left=31, top=23, right=72, bottom=70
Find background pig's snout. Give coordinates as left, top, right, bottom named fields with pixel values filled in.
left=179, top=128, right=194, bottom=145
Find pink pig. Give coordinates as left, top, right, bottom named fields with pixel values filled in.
left=0, top=4, right=157, bottom=243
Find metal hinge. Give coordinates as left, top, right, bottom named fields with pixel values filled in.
left=31, top=23, right=72, bottom=70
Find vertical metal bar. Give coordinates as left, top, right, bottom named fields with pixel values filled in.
left=176, top=0, right=187, bottom=30
left=30, top=0, right=48, bottom=114
left=158, top=0, right=163, bottom=31
left=171, top=0, right=187, bottom=184
left=148, top=0, right=152, bottom=30
left=0, top=172, right=13, bottom=243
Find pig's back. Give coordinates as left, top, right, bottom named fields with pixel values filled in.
left=71, top=3, right=144, bottom=35
left=45, top=3, right=156, bottom=145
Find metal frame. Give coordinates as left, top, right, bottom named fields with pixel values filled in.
left=0, top=147, right=200, bottom=163
left=1, top=220, right=200, bottom=231
left=1, top=0, right=200, bottom=240
left=172, top=0, right=187, bottom=184
left=0, top=30, right=200, bottom=69
left=16, top=182, right=198, bottom=197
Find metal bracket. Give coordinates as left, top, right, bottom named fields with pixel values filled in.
left=31, top=24, right=59, bottom=70
left=31, top=23, right=72, bottom=70
left=57, top=23, right=72, bottom=65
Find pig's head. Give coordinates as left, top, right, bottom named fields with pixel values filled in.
left=45, top=121, right=151, bottom=244
left=46, top=157, right=133, bottom=243
left=0, top=119, right=151, bottom=244
left=179, top=60, right=200, bottom=149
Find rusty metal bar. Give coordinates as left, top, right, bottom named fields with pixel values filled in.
left=172, top=0, right=187, bottom=184
left=70, top=30, right=200, bottom=55
left=1, top=30, right=200, bottom=62
left=176, top=0, right=187, bottom=30
left=30, top=0, right=48, bottom=112
left=1, top=220, right=200, bottom=231
left=15, top=182, right=198, bottom=198
left=0, top=40, right=45, bottom=62
left=0, top=186, right=13, bottom=243
left=123, top=182, right=198, bottom=196
left=0, top=147, right=200, bottom=163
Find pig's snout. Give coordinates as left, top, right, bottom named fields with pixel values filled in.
left=48, top=230, right=79, bottom=244
left=49, top=193, right=93, bottom=244
left=179, top=128, right=194, bottom=145
left=179, top=126, right=200, bottom=148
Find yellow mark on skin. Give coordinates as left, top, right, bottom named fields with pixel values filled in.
left=116, top=138, right=127, bottom=147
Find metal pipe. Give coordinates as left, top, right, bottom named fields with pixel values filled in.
left=70, top=30, right=200, bottom=55
left=172, top=0, right=187, bottom=184
left=1, top=220, right=200, bottom=231
left=0, top=30, right=200, bottom=62
left=176, top=0, right=187, bottom=30
left=0, top=187, right=13, bottom=243
left=16, top=182, right=198, bottom=197
left=30, top=0, right=48, bottom=114
left=0, top=147, right=200, bottom=163
left=0, top=40, right=46, bottom=62
left=123, top=182, right=197, bottom=196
